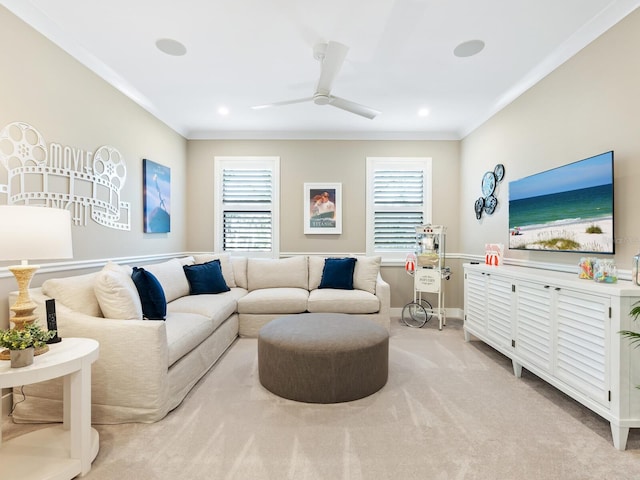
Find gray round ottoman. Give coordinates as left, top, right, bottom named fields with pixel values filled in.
left=258, top=313, right=389, bottom=403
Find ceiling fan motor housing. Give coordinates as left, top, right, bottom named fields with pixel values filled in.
left=313, top=94, right=331, bottom=105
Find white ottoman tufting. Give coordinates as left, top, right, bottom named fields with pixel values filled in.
left=258, top=313, right=389, bottom=403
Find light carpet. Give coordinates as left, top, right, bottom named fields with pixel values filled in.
left=4, top=318, right=640, bottom=479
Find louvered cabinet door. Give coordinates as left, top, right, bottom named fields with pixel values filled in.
left=514, top=281, right=554, bottom=373
left=486, top=274, right=514, bottom=350
left=554, top=289, right=610, bottom=407
left=464, top=270, right=488, bottom=336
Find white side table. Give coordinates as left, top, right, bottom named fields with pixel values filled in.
left=0, top=337, right=99, bottom=479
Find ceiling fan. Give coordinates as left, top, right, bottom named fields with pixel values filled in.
left=252, top=41, right=380, bottom=120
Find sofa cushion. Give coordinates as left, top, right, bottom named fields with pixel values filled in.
left=94, top=262, right=143, bottom=320
left=237, top=288, right=308, bottom=314
left=183, top=260, right=230, bottom=295
left=353, top=256, right=381, bottom=294
left=247, top=256, right=308, bottom=291
left=164, top=312, right=215, bottom=366
left=309, top=256, right=381, bottom=294
left=177, top=256, right=195, bottom=266
left=319, top=257, right=357, bottom=290
left=42, top=272, right=102, bottom=317
left=308, top=256, right=326, bottom=291
left=131, top=267, right=167, bottom=320
left=307, top=289, right=380, bottom=314
left=144, top=258, right=190, bottom=302
left=193, top=253, right=236, bottom=288
left=168, top=288, right=245, bottom=332
left=232, top=256, right=248, bottom=289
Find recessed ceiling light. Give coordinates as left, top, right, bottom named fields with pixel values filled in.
left=453, top=39, right=485, bottom=58
left=218, top=106, right=229, bottom=116
left=155, top=38, right=187, bottom=56
left=418, top=108, right=430, bottom=117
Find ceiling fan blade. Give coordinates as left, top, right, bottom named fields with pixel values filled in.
left=328, top=96, right=380, bottom=120
left=316, top=41, right=349, bottom=95
left=251, top=97, right=314, bottom=109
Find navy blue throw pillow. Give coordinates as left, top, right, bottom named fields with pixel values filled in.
left=131, top=267, right=167, bottom=320
left=319, top=257, right=357, bottom=290
left=183, top=260, right=230, bottom=295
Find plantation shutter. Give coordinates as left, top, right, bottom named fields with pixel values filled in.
left=221, top=168, right=273, bottom=252
left=373, top=169, right=424, bottom=251
left=366, top=157, right=431, bottom=260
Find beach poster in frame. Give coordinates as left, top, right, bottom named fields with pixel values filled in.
left=143, top=158, right=171, bottom=233
left=304, top=183, right=342, bottom=234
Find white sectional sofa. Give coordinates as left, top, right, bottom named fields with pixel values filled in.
left=11, top=254, right=390, bottom=424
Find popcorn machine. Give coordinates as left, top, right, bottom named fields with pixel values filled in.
left=403, top=224, right=451, bottom=330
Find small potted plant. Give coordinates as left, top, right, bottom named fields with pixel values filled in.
left=0, top=323, right=57, bottom=368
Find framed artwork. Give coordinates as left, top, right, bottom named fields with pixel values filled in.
left=304, top=183, right=342, bottom=234
left=143, top=159, right=171, bottom=233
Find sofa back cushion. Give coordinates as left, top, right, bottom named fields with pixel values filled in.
left=94, top=262, right=143, bottom=320
left=247, top=256, right=308, bottom=291
left=232, top=256, right=248, bottom=289
left=42, top=272, right=102, bottom=317
left=178, top=256, right=195, bottom=266
left=309, top=255, right=381, bottom=294
left=143, top=258, right=190, bottom=302
left=193, top=253, right=236, bottom=287
left=308, top=256, right=326, bottom=291
left=353, top=256, right=382, bottom=294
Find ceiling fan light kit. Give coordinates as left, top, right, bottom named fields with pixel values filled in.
left=252, top=41, right=380, bottom=120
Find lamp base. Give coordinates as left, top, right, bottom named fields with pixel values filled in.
left=0, top=263, right=49, bottom=361
left=8, top=264, right=39, bottom=327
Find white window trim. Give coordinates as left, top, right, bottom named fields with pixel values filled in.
left=365, top=157, right=432, bottom=263
left=214, top=156, right=280, bottom=258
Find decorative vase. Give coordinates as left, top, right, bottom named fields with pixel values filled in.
left=10, top=347, right=34, bottom=368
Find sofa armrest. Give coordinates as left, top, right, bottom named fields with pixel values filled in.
left=22, top=289, right=170, bottom=410
left=375, top=273, right=391, bottom=319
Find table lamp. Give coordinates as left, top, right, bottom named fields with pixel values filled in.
left=0, top=206, right=73, bottom=352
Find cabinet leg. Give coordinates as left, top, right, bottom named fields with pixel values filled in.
left=512, top=361, right=522, bottom=378
left=610, top=422, right=629, bottom=451
left=464, top=329, right=471, bottom=342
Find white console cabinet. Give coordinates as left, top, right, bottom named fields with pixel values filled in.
left=463, top=263, right=640, bottom=450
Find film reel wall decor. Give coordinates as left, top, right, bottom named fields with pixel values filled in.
left=475, top=163, right=505, bottom=220
left=0, top=121, right=131, bottom=230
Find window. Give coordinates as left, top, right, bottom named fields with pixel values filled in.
left=214, top=157, right=280, bottom=257
left=366, top=157, right=432, bottom=262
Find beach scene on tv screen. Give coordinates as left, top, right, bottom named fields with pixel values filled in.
left=509, top=152, right=613, bottom=253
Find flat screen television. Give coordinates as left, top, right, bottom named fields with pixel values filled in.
left=508, top=151, right=614, bottom=254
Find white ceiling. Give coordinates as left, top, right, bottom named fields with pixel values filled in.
left=3, top=0, right=639, bottom=140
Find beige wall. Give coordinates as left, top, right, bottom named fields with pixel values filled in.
left=186, top=139, right=460, bottom=308
left=4, top=4, right=639, bottom=326
left=459, top=9, right=640, bottom=272
left=0, top=7, right=188, bottom=327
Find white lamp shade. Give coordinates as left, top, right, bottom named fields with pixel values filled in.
left=0, top=206, right=73, bottom=262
